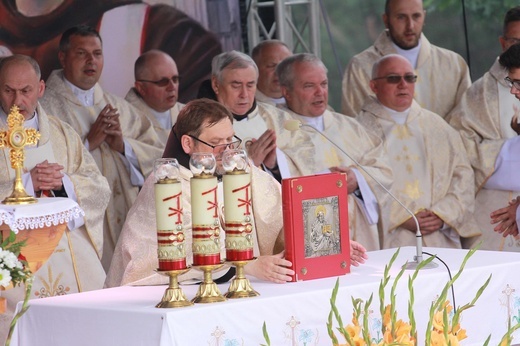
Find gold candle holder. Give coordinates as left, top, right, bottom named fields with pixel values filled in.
left=155, top=268, right=193, bottom=308
left=191, top=263, right=227, bottom=304
left=224, top=259, right=259, bottom=299
left=0, top=105, right=40, bottom=205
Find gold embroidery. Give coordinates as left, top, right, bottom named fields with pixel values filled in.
left=394, top=146, right=420, bottom=174
left=392, top=124, right=412, bottom=140
left=401, top=179, right=423, bottom=200
left=34, top=266, right=70, bottom=298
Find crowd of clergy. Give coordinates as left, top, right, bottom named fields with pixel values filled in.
left=2, top=0, right=520, bottom=341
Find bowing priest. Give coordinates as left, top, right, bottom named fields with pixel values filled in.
left=267, top=53, right=393, bottom=251
left=105, top=98, right=369, bottom=287
left=40, top=25, right=163, bottom=271
left=356, top=54, right=480, bottom=249
left=126, top=50, right=184, bottom=147
left=0, top=55, right=110, bottom=343
left=448, top=7, right=520, bottom=251
left=341, top=0, right=470, bottom=119
left=209, top=50, right=290, bottom=179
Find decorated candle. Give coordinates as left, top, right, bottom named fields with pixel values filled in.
left=189, top=153, right=221, bottom=266
left=222, top=149, right=254, bottom=261
left=154, top=158, right=186, bottom=270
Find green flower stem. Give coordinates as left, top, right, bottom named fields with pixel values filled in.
left=5, top=277, right=32, bottom=346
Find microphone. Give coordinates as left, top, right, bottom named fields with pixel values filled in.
left=284, top=119, right=437, bottom=270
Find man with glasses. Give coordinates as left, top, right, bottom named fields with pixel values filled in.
left=356, top=54, right=479, bottom=249
left=40, top=25, right=163, bottom=271
left=126, top=50, right=184, bottom=147
left=105, top=98, right=370, bottom=287
left=341, top=0, right=470, bottom=120
left=448, top=7, right=520, bottom=252
left=266, top=53, right=393, bottom=251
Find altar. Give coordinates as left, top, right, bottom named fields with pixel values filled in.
left=10, top=247, right=520, bottom=345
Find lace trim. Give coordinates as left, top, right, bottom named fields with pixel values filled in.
left=0, top=198, right=85, bottom=234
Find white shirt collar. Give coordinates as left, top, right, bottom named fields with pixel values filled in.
left=381, top=104, right=410, bottom=125
left=150, top=108, right=172, bottom=130
left=0, top=108, right=39, bottom=130
left=294, top=113, right=325, bottom=132
left=63, top=77, right=95, bottom=107
left=392, top=39, right=421, bottom=69
left=272, top=97, right=286, bottom=105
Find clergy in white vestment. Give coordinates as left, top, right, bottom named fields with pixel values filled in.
left=210, top=50, right=293, bottom=181
left=341, top=0, right=470, bottom=119
left=125, top=50, right=185, bottom=148
left=106, top=99, right=369, bottom=287
left=40, top=26, right=163, bottom=271
left=265, top=53, right=393, bottom=251
left=0, top=55, right=110, bottom=343
left=448, top=8, right=520, bottom=251
left=251, top=40, right=292, bottom=107
left=356, top=54, right=480, bottom=249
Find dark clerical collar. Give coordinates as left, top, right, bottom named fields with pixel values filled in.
left=233, top=100, right=256, bottom=121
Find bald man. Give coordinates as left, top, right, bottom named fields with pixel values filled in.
left=356, top=54, right=479, bottom=249
left=251, top=40, right=292, bottom=106
left=341, top=0, right=470, bottom=120
left=126, top=50, right=184, bottom=147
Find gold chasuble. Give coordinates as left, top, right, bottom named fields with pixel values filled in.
left=0, top=105, right=110, bottom=343
left=357, top=97, right=480, bottom=249
left=106, top=165, right=284, bottom=287
left=261, top=106, right=393, bottom=251
left=448, top=59, right=520, bottom=251
left=41, top=70, right=163, bottom=269
left=341, top=31, right=471, bottom=119
left=125, top=87, right=185, bottom=148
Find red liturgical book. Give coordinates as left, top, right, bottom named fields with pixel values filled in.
left=282, top=172, right=350, bottom=281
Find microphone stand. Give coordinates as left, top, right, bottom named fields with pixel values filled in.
left=292, top=122, right=437, bottom=270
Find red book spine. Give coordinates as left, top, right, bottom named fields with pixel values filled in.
left=281, top=178, right=297, bottom=282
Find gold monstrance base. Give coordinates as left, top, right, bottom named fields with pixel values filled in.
left=2, top=175, right=37, bottom=205
left=155, top=268, right=193, bottom=308
left=224, top=259, right=259, bottom=299
left=191, top=263, right=226, bottom=304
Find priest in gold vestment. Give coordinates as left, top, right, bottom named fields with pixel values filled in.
left=448, top=7, right=520, bottom=251
left=264, top=53, right=393, bottom=251
left=40, top=26, right=163, bottom=271
left=341, top=0, right=470, bottom=119
left=125, top=50, right=185, bottom=148
left=0, top=55, right=110, bottom=343
left=107, top=99, right=290, bottom=287
left=357, top=54, right=480, bottom=249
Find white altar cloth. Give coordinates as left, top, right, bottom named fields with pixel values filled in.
left=0, top=197, right=83, bottom=233
left=10, top=247, right=520, bottom=345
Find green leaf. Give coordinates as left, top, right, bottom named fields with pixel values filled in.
left=261, top=321, right=270, bottom=346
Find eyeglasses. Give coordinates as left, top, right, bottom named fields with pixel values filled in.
left=503, top=36, right=520, bottom=45
left=505, top=76, right=520, bottom=91
left=372, top=74, right=418, bottom=84
left=188, top=134, right=242, bottom=152
left=137, top=76, right=180, bottom=87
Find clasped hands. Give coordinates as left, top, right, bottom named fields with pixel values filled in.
left=87, top=104, right=124, bottom=153
left=30, top=160, right=64, bottom=193
left=247, top=129, right=277, bottom=169
left=400, top=209, right=443, bottom=235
